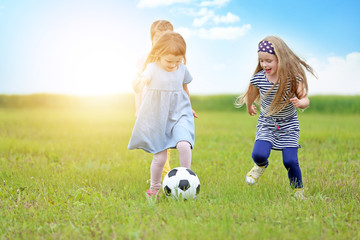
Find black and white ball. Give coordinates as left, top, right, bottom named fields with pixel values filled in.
left=162, top=167, right=200, bottom=200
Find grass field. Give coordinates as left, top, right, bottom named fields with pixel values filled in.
left=0, top=95, right=359, bottom=239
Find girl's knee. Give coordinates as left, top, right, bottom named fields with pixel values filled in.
left=252, top=151, right=269, bottom=165
left=176, top=141, right=191, bottom=150
left=176, top=141, right=191, bottom=169
left=252, top=140, right=271, bottom=166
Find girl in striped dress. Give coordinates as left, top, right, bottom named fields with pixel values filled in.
left=236, top=36, right=317, bottom=199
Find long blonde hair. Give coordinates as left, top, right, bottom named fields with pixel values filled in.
left=237, top=36, right=317, bottom=115
left=142, top=31, right=186, bottom=72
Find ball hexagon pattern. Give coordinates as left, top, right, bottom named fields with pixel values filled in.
left=162, top=167, right=200, bottom=200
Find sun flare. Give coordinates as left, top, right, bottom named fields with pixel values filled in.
left=34, top=10, right=139, bottom=96
left=57, top=37, right=136, bottom=96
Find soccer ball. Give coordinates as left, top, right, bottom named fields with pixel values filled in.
left=162, top=167, right=200, bottom=200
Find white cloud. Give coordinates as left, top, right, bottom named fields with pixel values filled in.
left=193, top=9, right=240, bottom=26
left=138, top=0, right=249, bottom=40
left=192, top=8, right=215, bottom=27
left=176, top=27, right=197, bottom=39
left=193, top=16, right=211, bottom=27
left=137, top=0, right=191, bottom=8
left=197, top=7, right=213, bottom=16
left=177, top=25, right=251, bottom=40
left=199, top=0, right=230, bottom=7
left=198, top=25, right=251, bottom=39
left=213, top=12, right=240, bottom=24
left=307, top=52, right=360, bottom=95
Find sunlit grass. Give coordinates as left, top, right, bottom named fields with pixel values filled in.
left=0, top=107, right=359, bottom=239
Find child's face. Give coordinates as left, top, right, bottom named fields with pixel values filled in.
left=158, top=54, right=183, bottom=72
left=258, top=52, right=278, bottom=79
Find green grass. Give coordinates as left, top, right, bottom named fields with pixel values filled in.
left=0, top=104, right=359, bottom=239
left=1, top=94, right=360, bottom=114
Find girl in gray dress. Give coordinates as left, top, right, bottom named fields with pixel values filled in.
left=128, top=31, right=196, bottom=197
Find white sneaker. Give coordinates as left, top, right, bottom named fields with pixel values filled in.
left=246, top=164, right=266, bottom=185
left=294, top=188, right=306, bottom=200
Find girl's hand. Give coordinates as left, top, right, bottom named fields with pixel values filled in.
left=291, top=82, right=310, bottom=109
left=290, top=97, right=301, bottom=108
left=290, top=96, right=309, bottom=109
left=192, top=109, right=198, bottom=118
left=247, top=104, right=257, bottom=116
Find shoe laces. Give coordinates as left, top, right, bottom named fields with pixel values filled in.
left=294, top=189, right=305, bottom=200
left=249, top=165, right=266, bottom=179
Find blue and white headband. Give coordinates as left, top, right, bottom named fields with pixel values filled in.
left=258, top=41, right=275, bottom=55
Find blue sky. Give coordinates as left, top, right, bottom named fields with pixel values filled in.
left=0, top=0, right=359, bottom=95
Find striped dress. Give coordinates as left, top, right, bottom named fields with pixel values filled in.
left=250, top=70, right=300, bottom=150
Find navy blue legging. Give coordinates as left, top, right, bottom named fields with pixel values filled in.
left=252, top=140, right=303, bottom=188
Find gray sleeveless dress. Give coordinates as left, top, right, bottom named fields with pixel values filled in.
left=128, top=62, right=195, bottom=153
